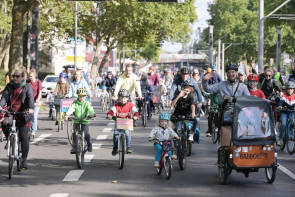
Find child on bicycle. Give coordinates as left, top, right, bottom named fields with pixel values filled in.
left=277, top=82, right=295, bottom=146
left=65, top=88, right=96, bottom=153
left=171, top=80, right=198, bottom=143
left=149, top=113, right=179, bottom=167
left=107, top=89, right=139, bottom=155
left=99, top=85, right=110, bottom=111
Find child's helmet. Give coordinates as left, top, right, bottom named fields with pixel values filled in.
left=77, top=88, right=88, bottom=96
left=247, top=74, right=258, bottom=81
left=118, top=89, right=130, bottom=97
left=159, top=113, right=170, bottom=121
left=102, top=85, right=107, bottom=90
left=59, top=72, right=67, bottom=78
left=286, top=81, right=295, bottom=89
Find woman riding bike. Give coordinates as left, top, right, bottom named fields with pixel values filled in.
left=0, top=67, right=34, bottom=170
left=67, top=70, right=91, bottom=98
left=139, top=73, right=153, bottom=120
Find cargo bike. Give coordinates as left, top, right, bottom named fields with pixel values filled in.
left=217, top=96, right=278, bottom=184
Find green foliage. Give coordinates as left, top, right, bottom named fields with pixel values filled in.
left=0, top=69, right=8, bottom=89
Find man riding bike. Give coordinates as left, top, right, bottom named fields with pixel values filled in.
left=102, top=71, right=116, bottom=95
left=258, top=68, right=281, bottom=100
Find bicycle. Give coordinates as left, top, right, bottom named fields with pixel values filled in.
left=277, top=106, right=295, bottom=154
left=154, top=140, right=173, bottom=180
left=112, top=117, right=133, bottom=169
left=174, top=116, right=196, bottom=158
left=210, top=107, right=220, bottom=144
left=138, top=91, right=152, bottom=127
left=56, top=96, right=75, bottom=132
left=3, top=110, right=28, bottom=179
left=67, top=114, right=95, bottom=169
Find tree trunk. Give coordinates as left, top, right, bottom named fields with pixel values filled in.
left=98, top=46, right=113, bottom=74
left=0, top=36, right=10, bottom=69
left=91, top=39, right=103, bottom=79
left=3, top=47, right=10, bottom=71
left=8, top=1, right=26, bottom=73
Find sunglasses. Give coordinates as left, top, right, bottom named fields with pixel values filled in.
left=265, top=75, right=272, bottom=77
left=193, top=73, right=199, bottom=75
left=12, top=75, right=21, bottom=78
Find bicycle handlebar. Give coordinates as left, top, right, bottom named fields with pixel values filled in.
left=174, top=115, right=196, bottom=121
left=0, top=109, right=28, bottom=115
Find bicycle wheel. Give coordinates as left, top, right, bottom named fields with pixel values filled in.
left=75, top=134, right=84, bottom=169
left=178, top=138, right=186, bottom=170
left=118, top=134, right=125, bottom=169
left=143, top=102, right=147, bottom=127
left=66, top=121, right=74, bottom=145
left=164, top=157, right=172, bottom=180
left=211, top=119, right=219, bottom=144
left=17, top=141, right=22, bottom=172
left=265, top=166, right=277, bottom=184
left=8, top=136, right=15, bottom=179
left=287, top=124, right=295, bottom=155
left=280, top=130, right=287, bottom=151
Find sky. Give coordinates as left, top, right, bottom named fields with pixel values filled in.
left=161, top=0, right=213, bottom=53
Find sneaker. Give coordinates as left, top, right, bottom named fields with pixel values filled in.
left=188, top=134, right=194, bottom=142
left=21, top=160, right=28, bottom=170
left=70, top=149, right=76, bottom=154
left=154, top=161, right=160, bottom=168
left=206, top=132, right=212, bottom=137
left=30, top=132, right=36, bottom=140
left=277, top=139, right=283, bottom=146
left=88, top=143, right=93, bottom=152
left=55, top=121, right=58, bottom=125
left=4, top=142, right=8, bottom=150
left=126, top=148, right=132, bottom=154
left=172, top=154, right=177, bottom=160
left=112, top=148, right=118, bottom=156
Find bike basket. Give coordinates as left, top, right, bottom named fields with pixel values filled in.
left=60, top=99, right=75, bottom=112
left=117, top=118, right=133, bottom=131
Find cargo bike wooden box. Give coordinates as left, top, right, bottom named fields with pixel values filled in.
left=218, top=96, right=278, bottom=184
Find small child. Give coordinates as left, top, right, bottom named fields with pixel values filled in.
left=65, top=88, right=96, bottom=153
left=107, top=89, right=139, bottom=155
left=47, top=86, right=55, bottom=118
left=100, top=85, right=110, bottom=111
left=149, top=113, right=179, bottom=168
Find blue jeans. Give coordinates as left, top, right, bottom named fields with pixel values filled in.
left=31, top=106, right=40, bottom=133
left=175, top=119, right=200, bottom=143
left=279, top=112, right=294, bottom=140
left=154, top=143, right=172, bottom=162
left=113, top=129, right=131, bottom=149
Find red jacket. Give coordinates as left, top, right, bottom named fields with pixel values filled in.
left=249, top=89, right=266, bottom=99
left=107, top=102, right=139, bottom=118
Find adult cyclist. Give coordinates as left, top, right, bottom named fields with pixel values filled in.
left=102, top=71, right=116, bottom=96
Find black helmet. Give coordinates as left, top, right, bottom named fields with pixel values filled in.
left=225, top=63, right=238, bottom=72
left=181, top=80, right=194, bottom=88
left=107, top=71, right=112, bottom=75
left=180, top=67, right=190, bottom=74
left=118, top=89, right=130, bottom=97
left=286, top=81, right=295, bottom=89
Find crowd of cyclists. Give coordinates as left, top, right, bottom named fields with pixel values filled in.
left=1, top=61, right=295, bottom=171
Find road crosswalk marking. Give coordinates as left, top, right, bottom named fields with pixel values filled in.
left=103, top=128, right=112, bottom=133
left=31, top=134, right=52, bottom=144
left=93, top=143, right=102, bottom=150
left=96, top=135, right=108, bottom=140
left=85, top=154, right=95, bottom=162
left=49, top=193, right=69, bottom=197
left=278, top=163, right=295, bottom=181
left=62, top=170, right=84, bottom=182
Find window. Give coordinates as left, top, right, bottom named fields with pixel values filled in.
left=46, top=77, right=59, bottom=83
left=237, top=107, right=271, bottom=139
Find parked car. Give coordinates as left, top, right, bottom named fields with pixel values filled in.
left=42, top=75, right=59, bottom=97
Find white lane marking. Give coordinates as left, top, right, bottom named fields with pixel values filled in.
left=278, top=163, right=295, bottom=180
left=49, top=193, right=69, bottom=197
left=31, top=134, right=52, bottom=144
left=63, top=170, right=84, bottom=182
left=85, top=154, right=95, bottom=163
left=103, top=128, right=112, bottom=133
left=93, top=143, right=102, bottom=150
left=107, top=122, right=114, bottom=126
left=96, top=135, right=108, bottom=140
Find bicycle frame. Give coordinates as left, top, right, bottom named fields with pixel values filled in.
left=7, top=119, right=20, bottom=159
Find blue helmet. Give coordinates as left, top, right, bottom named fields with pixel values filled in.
left=59, top=72, right=67, bottom=78
left=101, top=85, right=107, bottom=90
left=159, top=113, right=170, bottom=121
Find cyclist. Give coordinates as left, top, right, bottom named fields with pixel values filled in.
left=107, top=89, right=139, bottom=155
left=113, top=64, right=142, bottom=103
left=247, top=74, right=265, bottom=99
left=148, top=113, right=179, bottom=167
left=64, top=88, right=96, bottom=153
left=0, top=67, right=34, bottom=170
left=208, top=65, right=221, bottom=85
left=99, top=85, right=110, bottom=111
left=67, top=70, right=92, bottom=98
left=258, top=68, right=281, bottom=100
left=163, top=69, right=173, bottom=90
left=202, top=63, right=250, bottom=97
left=139, top=73, right=154, bottom=120
left=148, top=66, right=161, bottom=87
left=102, top=71, right=116, bottom=95
left=171, top=80, right=197, bottom=142
left=277, top=82, right=295, bottom=146
left=54, top=73, right=69, bottom=96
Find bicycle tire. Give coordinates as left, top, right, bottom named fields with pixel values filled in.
left=211, top=119, right=219, bottom=144
left=17, top=141, right=22, bottom=172
left=143, top=102, right=147, bottom=127
left=280, top=130, right=287, bottom=151
left=66, top=121, right=74, bottom=145
left=287, top=124, right=295, bottom=155
left=178, top=138, right=186, bottom=170
left=75, top=134, right=83, bottom=169
left=187, top=141, right=192, bottom=156
left=164, top=157, right=172, bottom=180
left=8, top=135, right=15, bottom=179
left=156, top=165, right=162, bottom=175
left=119, top=134, right=125, bottom=169
left=218, top=148, right=228, bottom=184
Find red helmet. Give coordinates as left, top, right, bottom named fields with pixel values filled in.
left=247, top=74, right=258, bottom=81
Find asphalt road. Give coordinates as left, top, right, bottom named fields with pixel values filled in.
left=0, top=99, right=295, bottom=197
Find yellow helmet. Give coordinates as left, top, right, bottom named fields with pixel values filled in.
left=77, top=88, right=88, bottom=96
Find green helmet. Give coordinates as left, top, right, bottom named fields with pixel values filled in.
left=77, top=88, right=88, bottom=96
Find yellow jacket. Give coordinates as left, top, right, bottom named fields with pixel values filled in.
left=114, top=73, right=142, bottom=97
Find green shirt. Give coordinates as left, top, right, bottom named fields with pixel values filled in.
left=66, top=99, right=95, bottom=124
